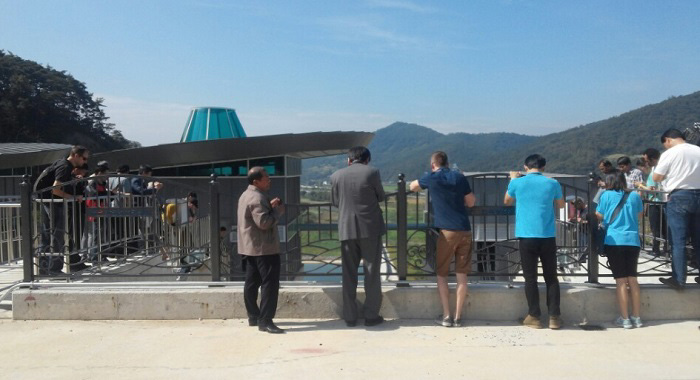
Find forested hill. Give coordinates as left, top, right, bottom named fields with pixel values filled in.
left=0, top=51, right=139, bottom=152
left=302, top=91, right=700, bottom=183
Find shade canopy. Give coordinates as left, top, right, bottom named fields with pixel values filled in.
left=180, top=107, right=247, bottom=142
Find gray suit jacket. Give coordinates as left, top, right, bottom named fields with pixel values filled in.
left=331, top=163, right=386, bottom=241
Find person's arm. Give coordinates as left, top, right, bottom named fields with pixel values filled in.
left=51, top=180, right=82, bottom=200
left=250, top=199, right=278, bottom=230
left=595, top=211, right=604, bottom=222
left=372, top=169, right=385, bottom=203
left=409, top=180, right=421, bottom=193
left=330, top=176, right=339, bottom=208
left=464, top=193, right=476, bottom=208
left=555, top=198, right=566, bottom=209
left=652, top=173, right=665, bottom=183
left=503, top=192, right=515, bottom=206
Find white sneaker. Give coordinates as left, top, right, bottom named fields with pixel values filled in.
left=615, top=316, right=632, bottom=329
left=630, top=316, right=643, bottom=328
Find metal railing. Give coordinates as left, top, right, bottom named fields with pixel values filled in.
left=11, top=172, right=692, bottom=284
left=0, top=197, right=22, bottom=264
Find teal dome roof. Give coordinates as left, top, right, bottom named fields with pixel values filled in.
left=180, top=107, right=247, bottom=142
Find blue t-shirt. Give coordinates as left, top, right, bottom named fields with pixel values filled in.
left=596, top=190, right=643, bottom=247
left=419, top=168, right=471, bottom=231
left=507, top=173, right=563, bottom=238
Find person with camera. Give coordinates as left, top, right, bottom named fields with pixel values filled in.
left=596, top=171, right=644, bottom=329
left=654, top=128, right=700, bottom=290
left=635, top=148, right=667, bottom=256
left=617, top=156, right=644, bottom=190
left=504, top=154, right=565, bottom=329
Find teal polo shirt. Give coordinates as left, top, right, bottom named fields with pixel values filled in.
left=507, top=172, right=563, bottom=238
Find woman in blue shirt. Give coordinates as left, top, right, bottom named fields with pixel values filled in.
left=595, top=171, right=644, bottom=329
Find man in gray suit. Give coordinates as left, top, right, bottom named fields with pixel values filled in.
left=331, top=146, right=386, bottom=327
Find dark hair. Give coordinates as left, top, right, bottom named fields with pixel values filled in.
left=635, top=158, right=645, bottom=167
left=660, top=128, right=685, bottom=143
left=431, top=151, right=448, bottom=167
left=94, top=166, right=108, bottom=175
left=598, top=159, right=612, bottom=168
left=247, top=166, right=268, bottom=185
left=604, top=170, right=627, bottom=191
left=78, top=163, right=89, bottom=171
left=190, top=199, right=198, bottom=208
left=220, top=226, right=227, bottom=232
left=70, top=145, right=89, bottom=157
left=616, top=156, right=631, bottom=166
left=524, top=154, right=546, bottom=169
left=96, top=160, right=109, bottom=171
left=117, top=164, right=130, bottom=174
left=138, top=165, right=153, bottom=175
left=188, top=192, right=197, bottom=199
left=642, top=148, right=660, bottom=161
left=348, top=146, right=371, bottom=164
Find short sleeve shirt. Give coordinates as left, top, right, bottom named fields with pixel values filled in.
left=418, top=168, right=472, bottom=231
left=596, top=190, right=643, bottom=247
left=507, top=173, right=563, bottom=238
left=34, top=159, right=74, bottom=198
left=654, top=143, right=700, bottom=191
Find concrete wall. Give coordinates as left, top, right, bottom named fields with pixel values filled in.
left=13, top=284, right=700, bottom=323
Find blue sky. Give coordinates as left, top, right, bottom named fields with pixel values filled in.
left=2, top=0, right=700, bottom=146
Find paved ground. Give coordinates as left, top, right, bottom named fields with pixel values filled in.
left=0, top=318, right=697, bottom=379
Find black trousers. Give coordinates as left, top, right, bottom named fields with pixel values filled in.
left=243, top=254, right=281, bottom=321
left=647, top=204, right=667, bottom=254
left=519, top=238, right=560, bottom=318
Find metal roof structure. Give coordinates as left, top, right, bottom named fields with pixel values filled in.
left=180, top=107, right=247, bottom=142
left=93, top=131, right=373, bottom=170
left=0, top=143, right=72, bottom=170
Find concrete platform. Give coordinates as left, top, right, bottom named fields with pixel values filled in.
left=0, top=318, right=698, bottom=379
left=12, top=282, right=700, bottom=323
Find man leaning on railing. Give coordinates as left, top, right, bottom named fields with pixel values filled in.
left=33, top=145, right=89, bottom=275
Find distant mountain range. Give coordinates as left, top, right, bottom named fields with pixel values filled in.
left=302, top=91, right=700, bottom=183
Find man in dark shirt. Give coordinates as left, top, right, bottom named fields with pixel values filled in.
left=33, top=145, right=89, bottom=275
left=410, top=151, right=475, bottom=327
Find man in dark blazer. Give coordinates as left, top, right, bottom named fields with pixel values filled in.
left=331, top=146, right=386, bottom=327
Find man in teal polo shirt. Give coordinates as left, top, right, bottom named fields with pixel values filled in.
left=504, top=154, right=565, bottom=329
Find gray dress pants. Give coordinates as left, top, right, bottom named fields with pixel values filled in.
left=341, top=235, right=383, bottom=321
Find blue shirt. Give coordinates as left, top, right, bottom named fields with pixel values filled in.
left=507, top=172, right=563, bottom=238
left=419, top=168, right=472, bottom=231
left=596, top=190, right=643, bottom=247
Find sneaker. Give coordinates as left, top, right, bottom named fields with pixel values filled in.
left=614, top=316, right=633, bottom=329
left=695, top=277, right=700, bottom=285
left=435, top=315, right=453, bottom=327
left=549, top=316, right=562, bottom=330
left=453, top=318, right=462, bottom=327
left=630, top=316, right=643, bottom=328
left=522, top=314, right=542, bottom=329
left=659, top=277, right=683, bottom=291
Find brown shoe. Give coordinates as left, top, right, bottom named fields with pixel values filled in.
left=522, top=314, right=542, bottom=329
left=549, top=316, right=562, bottom=330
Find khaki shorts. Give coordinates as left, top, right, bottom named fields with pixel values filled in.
left=436, top=230, right=473, bottom=277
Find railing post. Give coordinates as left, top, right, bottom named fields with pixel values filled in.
left=209, top=174, right=221, bottom=281
left=20, top=175, right=34, bottom=282
left=396, top=173, right=409, bottom=285
left=586, top=179, right=599, bottom=283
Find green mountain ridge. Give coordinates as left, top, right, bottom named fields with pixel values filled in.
left=302, top=91, right=700, bottom=183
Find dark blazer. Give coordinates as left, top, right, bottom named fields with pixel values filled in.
left=331, top=163, right=386, bottom=241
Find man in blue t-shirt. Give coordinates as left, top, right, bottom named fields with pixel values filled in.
left=410, top=151, right=475, bottom=327
left=504, top=154, right=565, bottom=330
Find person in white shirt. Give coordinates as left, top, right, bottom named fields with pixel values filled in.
left=653, top=128, right=700, bottom=290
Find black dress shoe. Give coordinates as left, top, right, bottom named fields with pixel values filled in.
left=248, top=317, right=258, bottom=327
left=364, top=316, right=384, bottom=327
left=659, top=277, right=683, bottom=291
left=258, top=321, right=285, bottom=334
left=345, top=320, right=357, bottom=327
